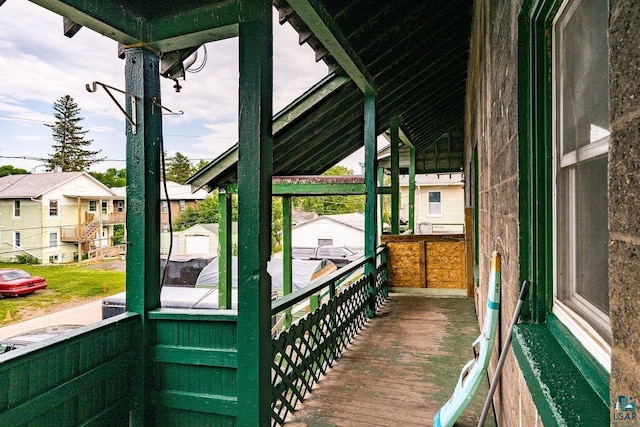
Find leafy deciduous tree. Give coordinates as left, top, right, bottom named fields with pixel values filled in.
left=294, top=165, right=365, bottom=215
left=90, top=168, right=126, bottom=187
left=0, top=165, right=29, bottom=177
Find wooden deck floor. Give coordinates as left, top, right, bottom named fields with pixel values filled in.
left=284, top=294, right=497, bottom=427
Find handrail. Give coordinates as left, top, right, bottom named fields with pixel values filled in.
left=271, top=245, right=386, bottom=316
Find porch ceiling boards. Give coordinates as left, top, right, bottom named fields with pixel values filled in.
left=194, top=0, right=473, bottom=189
left=24, top=0, right=473, bottom=185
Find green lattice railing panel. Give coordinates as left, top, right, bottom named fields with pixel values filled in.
left=271, top=249, right=388, bottom=426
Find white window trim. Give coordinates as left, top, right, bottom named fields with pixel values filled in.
left=13, top=231, right=21, bottom=248
left=427, top=191, right=442, bottom=217
left=49, top=232, right=58, bottom=248
left=49, top=199, right=59, bottom=217
left=89, top=200, right=97, bottom=212
left=13, top=200, right=20, bottom=219
left=551, top=0, right=611, bottom=369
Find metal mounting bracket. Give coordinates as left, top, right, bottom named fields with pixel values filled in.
left=151, top=97, right=184, bottom=116
left=86, top=81, right=138, bottom=134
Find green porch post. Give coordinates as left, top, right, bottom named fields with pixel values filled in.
left=364, top=93, right=377, bottom=318
left=218, top=187, right=233, bottom=309
left=236, top=0, right=273, bottom=424
left=124, top=47, right=162, bottom=426
left=409, top=145, right=416, bottom=232
left=377, top=166, right=384, bottom=236
left=390, top=117, right=400, bottom=234
left=282, top=196, right=293, bottom=326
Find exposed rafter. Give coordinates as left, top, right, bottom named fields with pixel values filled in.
left=285, top=0, right=375, bottom=95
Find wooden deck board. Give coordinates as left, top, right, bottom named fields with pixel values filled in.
left=284, top=295, right=498, bottom=427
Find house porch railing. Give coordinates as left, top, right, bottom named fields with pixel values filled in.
left=270, top=246, right=388, bottom=425
left=0, top=248, right=388, bottom=425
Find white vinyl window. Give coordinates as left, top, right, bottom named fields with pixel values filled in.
left=49, top=200, right=59, bottom=217
left=14, top=231, right=21, bottom=248
left=427, top=191, right=442, bottom=216
left=89, top=200, right=97, bottom=212
left=101, top=201, right=108, bottom=215
left=552, top=0, right=611, bottom=365
left=179, top=200, right=186, bottom=213
left=13, top=200, right=20, bottom=218
left=49, top=232, right=58, bottom=248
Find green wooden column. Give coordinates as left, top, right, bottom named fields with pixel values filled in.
left=364, top=93, right=377, bottom=318
left=123, top=46, right=162, bottom=426
left=377, top=166, right=384, bottom=236
left=409, top=145, right=416, bottom=232
left=282, top=196, right=293, bottom=326
left=218, top=187, right=233, bottom=309
left=390, top=117, right=400, bottom=234
left=236, top=0, right=273, bottom=424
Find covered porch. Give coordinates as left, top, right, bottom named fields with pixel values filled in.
left=0, top=0, right=479, bottom=426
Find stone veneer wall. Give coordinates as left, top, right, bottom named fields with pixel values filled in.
left=464, top=1, right=540, bottom=425
left=609, top=0, right=640, bottom=411
left=466, top=0, right=640, bottom=424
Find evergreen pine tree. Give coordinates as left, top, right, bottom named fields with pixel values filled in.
left=166, top=152, right=193, bottom=184
left=45, top=95, right=104, bottom=172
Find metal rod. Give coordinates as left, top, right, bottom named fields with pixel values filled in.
left=477, top=280, right=531, bottom=427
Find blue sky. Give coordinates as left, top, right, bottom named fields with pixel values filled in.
left=0, top=0, right=364, bottom=174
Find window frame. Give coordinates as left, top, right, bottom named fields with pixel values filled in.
left=49, top=232, right=58, bottom=248
left=427, top=191, right=442, bottom=217
left=550, top=0, right=611, bottom=367
left=14, top=231, right=21, bottom=248
left=89, top=200, right=97, bottom=212
left=13, top=200, right=20, bottom=218
left=49, top=200, right=59, bottom=217
left=518, top=0, right=611, bottom=370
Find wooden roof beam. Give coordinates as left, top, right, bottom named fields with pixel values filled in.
left=28, top=0, right=240, bottom=52
left=286, top=0, right=376, bottom=95
left=189, top=73, right=352, bottom=191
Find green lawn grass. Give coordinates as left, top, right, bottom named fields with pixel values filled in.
left=0, top=262, right=125, bottom=326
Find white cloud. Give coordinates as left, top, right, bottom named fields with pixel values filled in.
left=0, top=1, right=328, bottom=173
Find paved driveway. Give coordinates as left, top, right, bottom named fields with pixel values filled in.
left=0, top=299, right=103, bottom=340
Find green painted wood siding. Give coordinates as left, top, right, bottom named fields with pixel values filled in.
left=0, top=314, right=139, bottom=426
left=149, top=310, right=238, bottom=425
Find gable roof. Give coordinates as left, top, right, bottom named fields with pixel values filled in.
left=0, top=172, right=116, bottom=199
left=293, top=213, right=365, bottom=233
left=111, top=181, right=210, bottom=201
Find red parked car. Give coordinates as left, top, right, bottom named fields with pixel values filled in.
left=0, top=269, right=47, bottom=297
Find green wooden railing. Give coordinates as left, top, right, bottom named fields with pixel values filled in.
left=270, top=246, right=388, bottom=425
left=148, top=309, right=238, bottom=425
left=0, top=313, right=140, bottom=426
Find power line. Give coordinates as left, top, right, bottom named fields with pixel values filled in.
left=0, top=113, right=237, bottom=139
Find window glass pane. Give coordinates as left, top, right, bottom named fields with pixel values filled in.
left=576, top=156, right=609, bottom=312
left=554, top=0, right=610, bottom=340
left=557, top=0, right=609, bottom=155
left=428, top=192, right=442, bottom=216
left=49, top=200, right=58, bottom=216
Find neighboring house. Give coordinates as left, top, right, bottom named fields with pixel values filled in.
left=399, top=173, right=464, bottom=234
left=162, top=222, right=239, bottom=256
left=0, top=172, right=124, bottom=264
left=112, top=181, right=209, bottom=234
left=291, top=213, right=365, bottom=251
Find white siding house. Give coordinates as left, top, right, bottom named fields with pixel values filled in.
left=399, top=173, right=464, bottom=234
left=0, top=172, right=122, bottom=264
left=291, top=213, right=365, bottom=250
